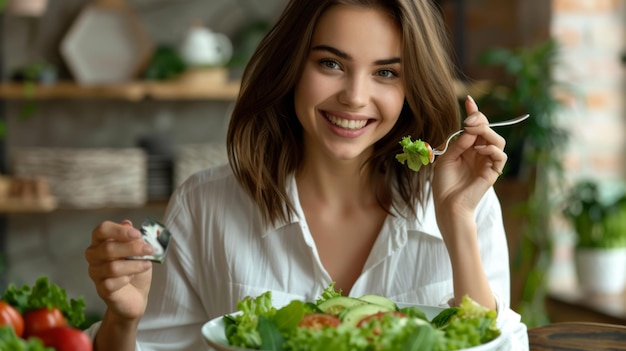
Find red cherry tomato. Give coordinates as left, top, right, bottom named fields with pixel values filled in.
left=298, top=313, right=341, bottom=330
left=23, top=307, right=67, bottom=338
left=34, top=326, right=93, bottom=351
left=356, top=311, right=406, bottom=328
left=423, top=141, right=434, bottom=163
left=0, top=300, right=24, bottom=337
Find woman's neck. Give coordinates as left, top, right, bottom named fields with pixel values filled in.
left=296, top=158, right=379, bottom=210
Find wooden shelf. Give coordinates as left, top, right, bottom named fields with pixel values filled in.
left=147, top=80, right=240, bottom=100
left=0, top=80, right=241, bottom=101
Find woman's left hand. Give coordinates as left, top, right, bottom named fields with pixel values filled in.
left=432, top=95, right=507, bottom=222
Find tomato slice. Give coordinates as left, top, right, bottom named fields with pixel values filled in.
left=0, top=300, right=24, bottom=337
left=423, top=142, right=434, bottom=163
left=298, top=313, right=341, bottom=330
left=24, top=307, right=67, bottom=338
left=356, top=311, right=406, bottom=328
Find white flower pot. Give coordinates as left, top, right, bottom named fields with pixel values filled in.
left=575, top=247, right=626, bottom=294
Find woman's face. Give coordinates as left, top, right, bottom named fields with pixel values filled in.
left=294, top=4, right=405, bottom=165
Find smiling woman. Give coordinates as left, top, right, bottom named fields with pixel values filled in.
left=84, top=1, right=524, bottom=350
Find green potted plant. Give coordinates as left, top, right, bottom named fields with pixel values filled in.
left=474, top=38, right=575, bottom=326
left=563, top=180, right=626, bottom=294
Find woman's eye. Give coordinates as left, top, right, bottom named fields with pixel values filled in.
left=376, top=69, right=398, bottom=79
left=320, top=59, right=341, bottom=70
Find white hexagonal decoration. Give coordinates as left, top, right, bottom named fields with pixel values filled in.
left=61, top=3, right=153, bottom=85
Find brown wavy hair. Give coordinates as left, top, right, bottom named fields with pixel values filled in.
left=227, top=0, right=460, bottom=227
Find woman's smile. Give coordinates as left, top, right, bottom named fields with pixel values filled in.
left=326, top=113, right=367, bottom=130
left=324, top=112, right=369, bottom=131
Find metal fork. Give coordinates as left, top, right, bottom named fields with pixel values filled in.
left=432, top=114, right=531, bottom=158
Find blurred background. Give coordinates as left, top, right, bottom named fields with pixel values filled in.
left=0, top=0, right=624, bottom=328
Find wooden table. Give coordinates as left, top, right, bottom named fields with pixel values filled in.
left=529, top=322, right=626, bottom=350
left=546, top=286, right=626, bottom=325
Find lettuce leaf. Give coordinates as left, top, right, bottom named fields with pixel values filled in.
left=226, top=291, right=277, bottom=348
left=315, top=282, right=342, bottom=305
left=435, top=296, right=500, bottom=350
left=396, top=136, right=431, bottom=172
left=0, top=327, right=53, bottom=351
left=1, top=276, right=86, bottom=328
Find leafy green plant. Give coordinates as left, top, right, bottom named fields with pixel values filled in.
left=476, top=39, right=572, bottom=326
left=228, top=21, right=271, bottom=70
left=10, top=61, right=58, bottom=122
left=143, top=45, right=187, bottom=81
left=563, top=180, right=626, bottom=249
left=476, top=39, right=569, bottom=179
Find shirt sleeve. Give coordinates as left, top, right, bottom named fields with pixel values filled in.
left=475, top=187, right=513, bottom=324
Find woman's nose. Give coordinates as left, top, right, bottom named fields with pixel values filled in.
left=338, top=74, right=370, bottom=108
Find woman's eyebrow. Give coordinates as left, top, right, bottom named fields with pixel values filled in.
left=375, top=57, right=401, bottom=65
left=311, top=44, right=401, bottom=65
left=312, top=44, right=351, bottom=60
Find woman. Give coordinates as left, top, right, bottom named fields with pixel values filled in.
left=85, top=0, right=512, bottom=350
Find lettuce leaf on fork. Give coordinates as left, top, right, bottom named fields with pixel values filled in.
left=395, top=136, right=432, bottom=172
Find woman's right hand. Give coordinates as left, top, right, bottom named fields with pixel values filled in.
left=85, top=220, right=154, bottom=321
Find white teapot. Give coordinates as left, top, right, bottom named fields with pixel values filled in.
left=180, top=23, right=233, bottom=67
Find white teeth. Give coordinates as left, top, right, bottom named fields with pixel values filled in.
left=326, top=113, right=367, bottom=130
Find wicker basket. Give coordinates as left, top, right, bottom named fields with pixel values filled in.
left=174, top=143, right=228, bottom=187
left=11, top=147, right=147, bottom=208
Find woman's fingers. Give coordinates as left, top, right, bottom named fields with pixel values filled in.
left=89, top=259, right=151, bottom=285
left=88, top=239, right=153, bottom=261
left=87, top=228, right=153, bottom=299
left=465, top=95, right=479, bottom=115
left=86, top=220, right=154, bottom=265
left=91, top=220, right=142, bottom=244
left=459, top=95, right=508, bottom=177
left=462, top=96, right=506, bottom=150
left=473, top=143, right=508, bottom=176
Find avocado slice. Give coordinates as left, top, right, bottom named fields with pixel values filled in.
left=340, top=303, right=394, bottom=327
left=358, top=294, right=398, bottom=311
left=317, top=296, right=367, bottom=316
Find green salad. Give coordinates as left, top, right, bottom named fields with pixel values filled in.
left=223, top=283, right=500, bottom=351
left=396, top=136, right=434, bottom=172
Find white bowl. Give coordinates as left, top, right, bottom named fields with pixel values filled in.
left=201, top=305, right=508, bottom=351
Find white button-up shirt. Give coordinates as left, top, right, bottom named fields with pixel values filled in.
left=87, top=164, right=515, bottom=350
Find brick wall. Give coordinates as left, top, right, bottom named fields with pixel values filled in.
left=550, top=0, right=626, bottom=285
left=552, top=0, right=625, bottom=182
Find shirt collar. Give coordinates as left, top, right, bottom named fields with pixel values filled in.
left=261, top=173, right=443, bottom=241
